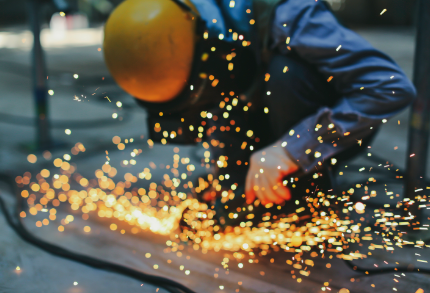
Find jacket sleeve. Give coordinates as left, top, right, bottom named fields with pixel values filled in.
left=271, top=0, right=416, bottom=172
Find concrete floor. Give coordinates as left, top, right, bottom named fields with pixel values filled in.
left=0, top=26, right=429, bottom=292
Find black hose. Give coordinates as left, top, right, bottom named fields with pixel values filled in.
left=350, top=153, right=430, bottom=183
left=0, top=174, right=195, bottom=293
left=343, top=254, right=430, bottom=275
left=327, top=160, right=430, bottom=276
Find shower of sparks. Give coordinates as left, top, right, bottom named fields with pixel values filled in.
left=18, top=100, right=427, bottom=288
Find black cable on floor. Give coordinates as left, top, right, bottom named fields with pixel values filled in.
left=327, top=159, right=430, bottom=276
left=343, top=254, right=430, bottom=275
left=0, top=174, right=195, bottom=293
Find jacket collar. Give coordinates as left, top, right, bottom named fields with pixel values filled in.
left=190, top=0, right=252, bottom=41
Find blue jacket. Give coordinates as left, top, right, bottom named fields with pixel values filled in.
left=191, top=0, right=416, bottom=172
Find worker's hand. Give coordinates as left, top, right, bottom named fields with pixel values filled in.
left=245, top=142, right=299, bottom=205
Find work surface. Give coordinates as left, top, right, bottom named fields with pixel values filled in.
left=1, top=27, right=430, bottom=292
left=1, top=182, right=430, bottom=293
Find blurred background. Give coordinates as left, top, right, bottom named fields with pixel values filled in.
left=0, top=1, right=428, bottom=293
left=0, top=0, right=421, bottom=180
left=0, top=0, right=419, bottom=27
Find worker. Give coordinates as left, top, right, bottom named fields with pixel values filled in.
left=103, top=0, right=416, bottom=208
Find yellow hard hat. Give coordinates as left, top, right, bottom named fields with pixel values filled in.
left=103, top=0, right=200, bottom=103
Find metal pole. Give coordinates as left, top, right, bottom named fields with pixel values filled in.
left=404, top=0, right=430, bottom=230
left=28, top=0, right=51, bottom=150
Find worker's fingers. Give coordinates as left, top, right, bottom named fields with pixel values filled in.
left=245, top=167, right=254, bottom=194
left=277, top=171, right=297, bottom=199
left=285, top=186, right=292, bottom=201
left=264, top=171, right=288, bottom=204
left=277, top=185, right=292, bottom=201
left=246, top=190, right=256, bottom=205
left=253, top=176, right=266, bottom=204
left=267, top=177, right=290, bottom=203
left=258, top=176, right=283, bottom=205
left=245, top=170, right=256, bottom=204
left=269, top=175, right=291, bottom=201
